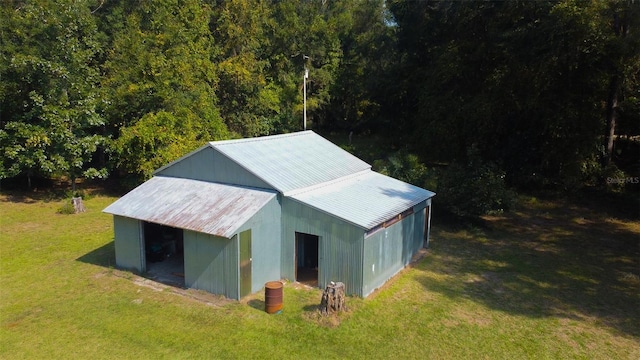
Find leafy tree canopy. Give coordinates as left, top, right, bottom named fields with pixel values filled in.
left=1, top=0, right=107, bottom=189
left=1, top=0, right=637, bottom=193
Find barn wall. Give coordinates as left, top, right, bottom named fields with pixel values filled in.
left=362, top=203, right=428, bottom=297
left=281, top=198, right=364, bottom=296
left=425, top=199, right=433, bottom=247
left=155, top=147, right=272, bottom=190
left=414, top=207, right=427, bottom=252
left=235, top=196, right=282, bottom=293
left=362, top=216, right=411, bottom=297
left=413, top=199, right=429, bottom=252
left=113, top=216, right=144, bottom=272
left=183, top=230, right=239, bottom=299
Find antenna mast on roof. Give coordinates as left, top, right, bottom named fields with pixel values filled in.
left=303, top=55, right=309, bottom=131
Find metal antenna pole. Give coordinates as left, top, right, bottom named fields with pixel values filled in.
left=303, top=55, right=309, bottom=131
left=303, top=67, right=308, bottom=131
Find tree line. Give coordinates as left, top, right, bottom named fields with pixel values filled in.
left=1, top=0, right=638, bottom=193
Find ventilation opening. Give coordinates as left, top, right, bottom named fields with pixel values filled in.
left=295, top=232, right=319, bottom=288
left=143, top=222, right=185, bottom=287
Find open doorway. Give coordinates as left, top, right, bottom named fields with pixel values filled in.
left=295, top=232, right=319, bottom=287
left=143, top=222, right=185, bottom=287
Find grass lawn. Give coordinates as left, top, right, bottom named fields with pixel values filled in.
left=1, top=190, right=639, bottom=359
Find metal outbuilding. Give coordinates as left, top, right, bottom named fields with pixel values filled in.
left=104, top=131, right=435, bottom=299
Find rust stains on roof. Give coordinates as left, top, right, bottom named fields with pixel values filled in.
left=103, top=176, right=276, bottom=238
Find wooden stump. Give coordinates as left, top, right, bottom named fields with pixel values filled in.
left=72, top=197, right=86, bottom=213
left=320, top=281, right=346, bottom=315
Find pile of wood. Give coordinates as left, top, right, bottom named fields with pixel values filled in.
left=320, top=281, right=346, bottom=315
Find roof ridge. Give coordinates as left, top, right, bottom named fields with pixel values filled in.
left=209, top=130, right=313, bottom=147
left=283, top=169, right=372, bottom=197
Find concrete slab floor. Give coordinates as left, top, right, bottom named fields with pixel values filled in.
left=146, top=253, right=185, bottom=288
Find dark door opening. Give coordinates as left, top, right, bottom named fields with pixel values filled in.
left=295, top=232, right=319, bottom=287
left=143, top=222, right=185, bottom=287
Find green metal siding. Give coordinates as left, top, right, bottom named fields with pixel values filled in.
left=235, top=196, right=282, bottom=294
left=111, top=194, right=280, bottom=300
left=425, top=200, right=433, bottom=247
left=414, top=199, right=428, bottom=251
left=282, top=198, right=364, bottom=296
left=156, top=147, right=273, bottom=190
left=113, top=216, right=143, bottom=272
left=414, top=207, right=427, bottom=251
left=363, top=209, right=425, bottom=297
left=183, top=230, right=239, bottom=299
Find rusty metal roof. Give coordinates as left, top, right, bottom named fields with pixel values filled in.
left=208, top=131, right=371, bottom=193
left=289, top=171, right=435, bottom=230
left=103, top=176, right=276, bottom=238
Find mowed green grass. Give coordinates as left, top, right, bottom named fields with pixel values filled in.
left=1, top=191, right=639, bottom=359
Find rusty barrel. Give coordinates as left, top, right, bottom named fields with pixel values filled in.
left=265, top=281, right=283, bottom=314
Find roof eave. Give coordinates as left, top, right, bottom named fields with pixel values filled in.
left=286, top=193, right=433, bottom=231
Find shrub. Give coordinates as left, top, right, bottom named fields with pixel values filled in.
left=373, top=150, right=433, bottom=188
left=57, top=201, right=76, bottom=215
left=64, top=189, right=92, bottom=201
left=602, top=164, right=632, bottom=192
left=438, top=156, right=516, bottom=217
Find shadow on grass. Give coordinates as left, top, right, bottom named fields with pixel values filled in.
left=303, top=304, right=321, bottom=312
left=76, top=241, right=116, bottom=268
left=1, top=178, right=128, bottom=204
left=247, top=299, right=265, bottom=311
left=77, top=241, right=190, bottom=291
left=1, top=189, right=70, bottom=203
left=419, top=197, right=640, bottom=338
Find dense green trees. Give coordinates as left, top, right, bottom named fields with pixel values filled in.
left=100, top=0, right=227, bottom=180
left=211, top=0, right=276, bottom=136
left=387, top=0, right=639, bottom=189
left=1, top=0, right=107, bottom=189
left=1, top=0, right=638, bottom=195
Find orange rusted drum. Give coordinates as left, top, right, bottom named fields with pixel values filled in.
left=265, top=281, right=283, bottom=314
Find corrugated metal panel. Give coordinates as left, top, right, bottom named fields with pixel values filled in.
left=103, top=176, right=276, bottom=238
left=319, top=222, right=364, bottom=296
left=184, top=230, right=239, bottom=299
left=153, top=144, right=211, bottom=175
left=235, top=195, right=282, bottom=293
left=362, top=212, right=422, bottom=297
left=281, top=197, right=364, bottom=296
left=155, top=147, right=273, bottom=190
left=289, top=171, right=436, bottom=230
left=113, top=216, right=143, bottom=272
left=413, top=207, right=426, bottom=253
left=211, top=131, right=371, bottom=193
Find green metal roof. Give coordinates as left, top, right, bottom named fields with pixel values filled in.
left=208, top=131, right=371, bottom=193
left=142, top=131, right=435, bottom=232
left=289, top=171, right=435, bottom=230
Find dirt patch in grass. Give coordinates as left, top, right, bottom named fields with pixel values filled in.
left=443, top=307, right=492, bottom=328
left=301, top=308, right=345, bottom=328
left=108, top=269, right=234, bottom=308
